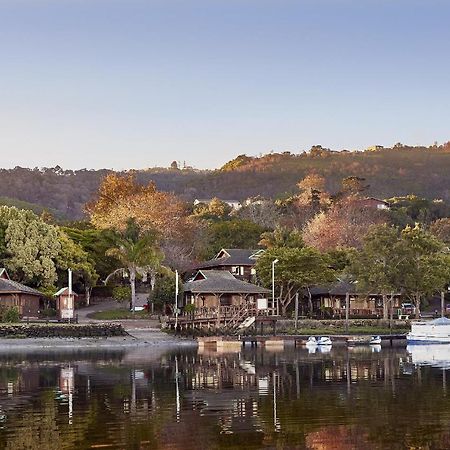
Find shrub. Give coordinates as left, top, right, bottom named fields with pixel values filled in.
left=3, top=307, right=20, bottom=323
left=112, top=286, right=132, bottom=303
left=40, top=308, right=57, bottom=318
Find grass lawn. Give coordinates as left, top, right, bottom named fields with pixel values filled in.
left=88, top=309, right=150, bottom=320
left=285, top=326, right=410, bottom=335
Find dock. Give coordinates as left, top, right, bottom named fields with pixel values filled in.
left=197, top=334, right=407, bottom=351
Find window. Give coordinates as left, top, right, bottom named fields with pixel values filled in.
left=231, top=266, right=239, bottom=274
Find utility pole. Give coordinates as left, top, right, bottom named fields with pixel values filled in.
left=175, top=270, right=179, bottom=330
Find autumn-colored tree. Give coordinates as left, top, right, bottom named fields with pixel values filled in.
left=86, top=173, right=196, bottom=244
left=303, top=198, right=389, bottom=251
left=297, top=173, right=330, bottom=209
left=429, top=218, right=450, bottom=244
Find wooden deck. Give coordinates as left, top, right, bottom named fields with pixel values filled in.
left=166, top=305, right=279, bottom=332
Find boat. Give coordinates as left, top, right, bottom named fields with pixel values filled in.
left=305, top=336, right=318, bottom=346
left=370, top=335, right=382, bottom=345
left=407, top=317, right=450, bottom=344
left=317, top=336, right=332, bottom=346
left=305, top=336, right=332, bottom=346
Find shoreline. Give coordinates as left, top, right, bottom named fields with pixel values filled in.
left=0, top=329, right=197, bottom=351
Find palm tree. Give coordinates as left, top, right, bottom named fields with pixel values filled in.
left=104, top=220, right=164, bottom=312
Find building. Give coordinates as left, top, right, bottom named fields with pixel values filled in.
left=183, top=270, right=270, bottom=310
left=357, top=197, right=391, bottom=210
left=54, top=287, right=78, bottom=320
left=193, top=198, right=242, bottom=210
left=195, top=248, right=264, bottom=282
left=0, top=268, right=42, bottom=318
left=308, top=281, right=402, bottom=318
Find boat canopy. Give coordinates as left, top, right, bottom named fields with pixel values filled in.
left=429, top=317, right=450, bottom=325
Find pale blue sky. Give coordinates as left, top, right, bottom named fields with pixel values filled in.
left=0, top=0, right=449, bottom=169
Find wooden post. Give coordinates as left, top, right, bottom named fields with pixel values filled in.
left=294, top=292, right=299, bottom=331
left=345, top=292, right=350, bottom=333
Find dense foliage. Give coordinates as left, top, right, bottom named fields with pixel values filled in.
left=0, top=144, right=449, bottom=219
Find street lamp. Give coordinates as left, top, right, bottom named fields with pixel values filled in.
left=272, top=259, right=279, bottom=316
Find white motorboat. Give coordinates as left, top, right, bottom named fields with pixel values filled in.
left=305, top=336, right=318, bottom=346
left=305, top=336, right=332, bottom=346
left=369, top=335, right=382, bottom=345
left=407, top=317, right=450, bottom=344
left=317, top=336, right=332, bottom=346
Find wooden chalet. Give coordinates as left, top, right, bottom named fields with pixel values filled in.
left=0, top=268, right=42, bottom=318
left=308, top=281, right=402, bottom=318
left=176, top=270, right=275, bottom=331
left=195, top=248, right=263, bottom=282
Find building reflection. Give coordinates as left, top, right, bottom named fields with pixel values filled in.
left=0, top=347, right=450, bottom=449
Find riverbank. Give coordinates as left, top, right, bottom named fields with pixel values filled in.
left=0, top=323, right=196, bottom=350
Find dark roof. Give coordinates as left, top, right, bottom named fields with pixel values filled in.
left=0, top=278, right=42, bottom=297
left=308, top=281, right=358, bottom=296
left=184, top=270, right=270, bottom=294
left=196, top=249, right=262, bottom=269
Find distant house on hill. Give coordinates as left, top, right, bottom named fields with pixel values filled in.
left=0, top=268, right=42, bottom=318
left=357, top=197, right=391, bottom=210
left=195, top=248, right=264, bottom=282
left=183, top=270, right=270, bottom=309
left=193, top=198, right=242, bottom=210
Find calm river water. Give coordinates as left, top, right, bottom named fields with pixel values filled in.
left=0, top=344, right=450, bottom=449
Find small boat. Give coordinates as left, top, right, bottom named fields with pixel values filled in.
left=317, top=336, right=332, bottom=346
left=407, top=317, right=450, bottom=344
left=305, top=336, right=318, bottom=346
left=370, top=335, right=382, bottom=345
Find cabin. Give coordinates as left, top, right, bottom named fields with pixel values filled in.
left=193, top=198, right=242, bottom=210
left=54, top=287, right=78, bottom=320
left=308, top=281, right=402, bottom=318
left=195, top=248, right=264, bottom=282
left=351, top=197, right=390, bottom=210
left=0, top=268, right=42, bottom=318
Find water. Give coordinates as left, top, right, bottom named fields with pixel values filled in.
left=0, top=345, right=449, bottom=449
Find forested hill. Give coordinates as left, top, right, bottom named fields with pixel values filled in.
left=1, top=143, right=449, bottom=220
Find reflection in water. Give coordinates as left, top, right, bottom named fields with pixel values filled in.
left=0, top=346, right=450, bottom=448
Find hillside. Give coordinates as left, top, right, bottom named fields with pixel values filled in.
left=0, top=143, right=449, bottom=220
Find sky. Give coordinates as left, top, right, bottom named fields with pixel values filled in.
left=0, top=0, right=449, bottom=170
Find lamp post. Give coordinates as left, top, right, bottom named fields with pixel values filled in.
left=272, top=259, right=279, bottom=316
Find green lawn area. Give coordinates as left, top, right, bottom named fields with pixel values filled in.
left=88, top=309, right=150, bottom=320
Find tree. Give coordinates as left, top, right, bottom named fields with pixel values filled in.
left=256, top=246, right=334, bottom=316
left=341, top=176, right=369, bottom=196
left=105, top=220, right=164, bottom=312
left=201, top=219, right=265, bottom=259
left=193, top=198, right=232, bottom=219
left=86, top=173, right=192, bottom=241
left=236, top=197, right=281, bottom=229
left=303, top=198, right=388, bottom=251
left=56, top=230, right=98, bottom=305
left=0, top=206, right=61, bottom=287
left=259, top=226, right=304, bottom=249
left=429, top=218, right=450, bottom=245
left=63, top=225, right=120, bottom=281
left=350, top=225, right=407, bottom=320
left=400, top=225, right=450, bottom=318
left=297, top=173, right=330, bottom=210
